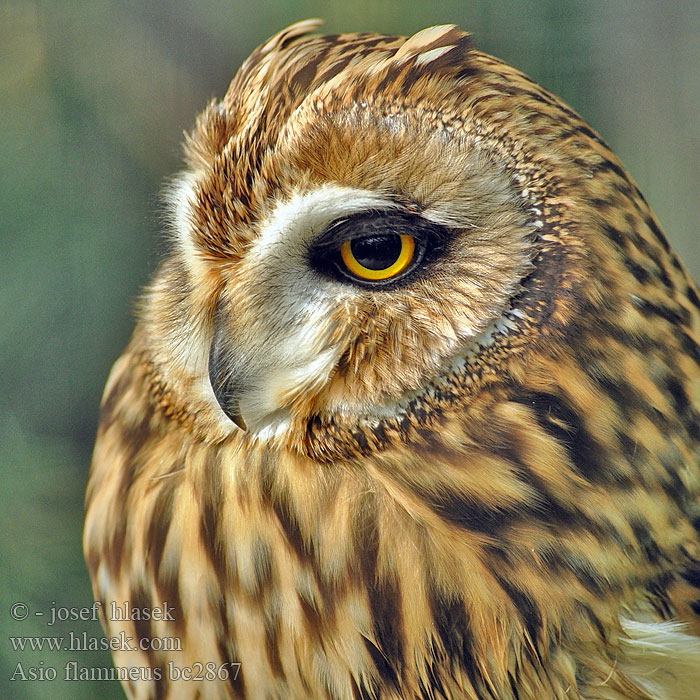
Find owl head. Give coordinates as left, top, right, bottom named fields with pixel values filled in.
left=141, top=20, right=690, bottom=460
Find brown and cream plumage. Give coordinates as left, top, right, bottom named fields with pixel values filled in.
left=84, top=21, right=700, bottom=700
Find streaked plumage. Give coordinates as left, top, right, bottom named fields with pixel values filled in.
left=85, top=21, right=700, bottom=700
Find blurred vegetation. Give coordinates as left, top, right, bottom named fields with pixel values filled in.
left=1, top=1, right=698, bottom=698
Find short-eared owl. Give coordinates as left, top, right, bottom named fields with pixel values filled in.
left=85, top=20, right=700, bottom=700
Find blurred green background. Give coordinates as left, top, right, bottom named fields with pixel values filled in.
left=1, top=1, right=698, bottom=698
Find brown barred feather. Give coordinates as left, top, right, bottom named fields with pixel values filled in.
left=85, top=21, right=700, bottom=700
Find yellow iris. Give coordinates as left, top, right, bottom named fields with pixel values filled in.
left=339, top=234, right=415, bottom=281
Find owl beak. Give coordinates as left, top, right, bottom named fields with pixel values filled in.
left=208, top=316, right=248, bottom=431
left=223, top=402, right=248, bottom=432
left=230, top=411, right=248, bottom=431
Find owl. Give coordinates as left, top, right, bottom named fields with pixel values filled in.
left=84, top=20, right=700, bottom=700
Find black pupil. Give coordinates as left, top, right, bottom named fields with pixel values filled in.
left=350, top=235, right=402, bottom=270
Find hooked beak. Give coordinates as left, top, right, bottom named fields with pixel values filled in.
left=208, top=313, right=248, bottom=431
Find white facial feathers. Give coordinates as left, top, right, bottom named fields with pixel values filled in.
left=200, top=185, right=399, bottom=431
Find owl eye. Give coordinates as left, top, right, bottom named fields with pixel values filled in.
left=340, top=234, right=415, bottom=281
left=309, top=211, right=451, bottom=288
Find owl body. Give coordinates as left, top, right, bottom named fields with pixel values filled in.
left=85, top=22, right=700, bottom=700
